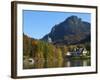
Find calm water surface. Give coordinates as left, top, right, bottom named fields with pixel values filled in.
left=23, top=58, right=91, bottom=69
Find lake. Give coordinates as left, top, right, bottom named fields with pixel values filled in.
left=23, top=58, right=91, bottom=69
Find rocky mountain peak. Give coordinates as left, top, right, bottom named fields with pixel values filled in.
left=42, top=15, right=90, bottom=45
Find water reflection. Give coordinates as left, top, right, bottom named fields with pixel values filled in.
left=64, top=58, right=91, bottom=67
left=23, top=58, right=91, bottom=69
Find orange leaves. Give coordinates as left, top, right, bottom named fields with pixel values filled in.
left=32, top=40, right=38, bottom=46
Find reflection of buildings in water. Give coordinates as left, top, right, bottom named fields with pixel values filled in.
left=72, top=60, right=81, bottom=66
left=65, top=59, right=89, bottom=67
left=83, top=60, right=88, bottom=66
left=65, top=60, right=71, bottom=67
left=67, top=61, right=71, bottom=67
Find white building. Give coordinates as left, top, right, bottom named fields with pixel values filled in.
left=82, top=48, right=88, bottom=56
left=24, top=57, right=34, bottom=65
left=48, top=36, right=52, bottom=43
left=66, top=52, right=71, bottom=56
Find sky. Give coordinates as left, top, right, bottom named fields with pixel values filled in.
left=23, top=10, right=91, bottom=39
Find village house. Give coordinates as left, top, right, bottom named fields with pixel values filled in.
left=66, top=48, right=88, bottom=57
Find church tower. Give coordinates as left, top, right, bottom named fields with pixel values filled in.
left=48, top=36, right=52, bottom=43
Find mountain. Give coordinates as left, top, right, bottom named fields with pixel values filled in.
left=42, top=15, right=90, bottom=45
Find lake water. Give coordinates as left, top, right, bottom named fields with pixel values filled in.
left=23, top=58, right=91, bottom=69
left=64, top=58, right=90, bottom=67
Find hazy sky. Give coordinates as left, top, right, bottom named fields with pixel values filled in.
left=23, top=10, right=91, bottom=39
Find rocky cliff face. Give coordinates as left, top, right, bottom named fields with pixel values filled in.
left=42, top=15, right=90, bottom=45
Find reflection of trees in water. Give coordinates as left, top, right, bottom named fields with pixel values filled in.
left=23, top=58, right=90, bottom=69
left=34, top=60, right=44, bottom=68
left=45, top=59, right=63, bottom=68
left=34, top=59, right=63, bottom=68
